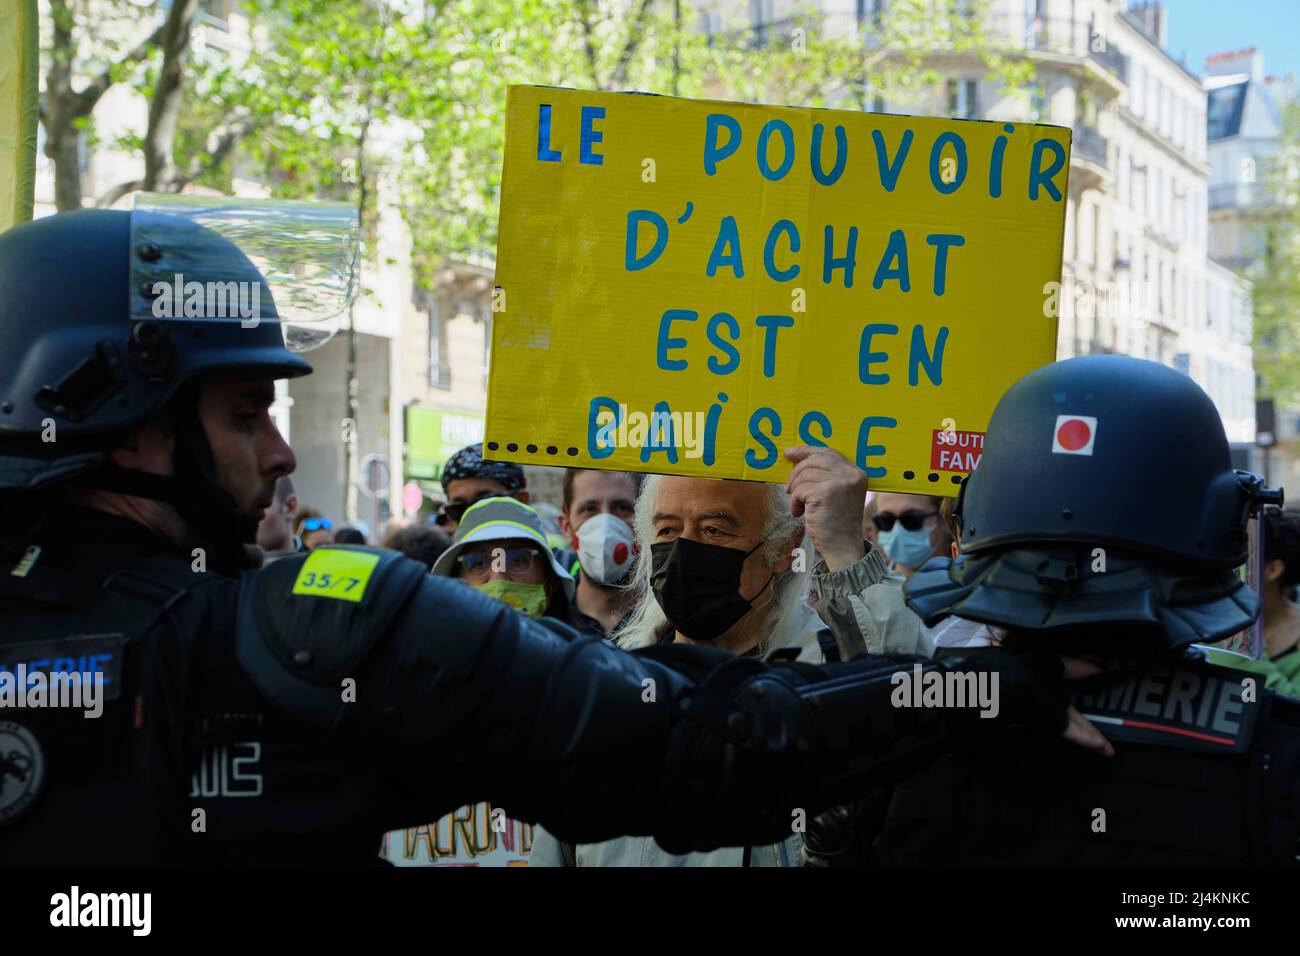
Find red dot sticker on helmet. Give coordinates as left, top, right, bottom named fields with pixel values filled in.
left=1052, top=415, right=1097, bottom=456
left=613, top=542, right=629, bottom=566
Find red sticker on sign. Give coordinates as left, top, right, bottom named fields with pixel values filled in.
left=930, top=429, right=985, bottom=472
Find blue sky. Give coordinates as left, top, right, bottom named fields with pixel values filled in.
left=1162, top=0, right=1299, bottom=80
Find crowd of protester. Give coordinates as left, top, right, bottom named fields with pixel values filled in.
left=251, top=439, right=1300, bottom=867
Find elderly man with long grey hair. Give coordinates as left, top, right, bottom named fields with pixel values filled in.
left=529, top=444, right=930, bottom=867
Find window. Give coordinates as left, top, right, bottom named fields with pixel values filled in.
left=1024, top=0, right=1047, bottom=48
left=858, top=0, right=886, bottom=30
left=1172, top=266, right=1181, bottom=324
left=427, top=296, right=451, bottom=390
left=1029, top=84, right=1046, bottom=122
left=750, top=0, right=775, bottom=45
left=198, top=0, right=232, bottom=28
left=946, top=79, right=979, bottom=119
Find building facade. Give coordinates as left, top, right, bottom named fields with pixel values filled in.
left=727, top=0, right=1256, bottom=450
left=1205, top=47, right=1298, bottom=485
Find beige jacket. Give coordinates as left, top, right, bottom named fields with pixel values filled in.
left=811, top=543, right=934, bottom=660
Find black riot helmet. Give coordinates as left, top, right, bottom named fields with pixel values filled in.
left=905, top=355, right=1282, bottom=650
left=0, top=204, right=350, bottom=570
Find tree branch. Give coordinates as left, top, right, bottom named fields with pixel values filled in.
left=609, top=0, right=655, bottom=89
left=94, top=179, right=144, bottom=208
left=575, top=0, right=603, bottom=90
left=143, top=0, right=199, bottom=191
left=174, top=114, right=260, bottom=191
left=71, top=24, right=165, bottom=118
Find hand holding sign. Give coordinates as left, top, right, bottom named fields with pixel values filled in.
left=784, top=445, right=868, bottom=572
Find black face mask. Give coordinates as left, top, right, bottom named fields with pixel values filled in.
left=650, top=535, right=773, bottom=641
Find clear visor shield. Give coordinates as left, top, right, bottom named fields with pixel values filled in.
left=1197, top=511, right=1265, bottom=661
left=128, top=192, right=359, bottom=351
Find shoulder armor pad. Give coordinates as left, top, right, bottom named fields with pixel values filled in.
left=236, top=546, right=427, bottom=726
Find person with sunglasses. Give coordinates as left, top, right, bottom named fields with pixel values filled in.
left=431, top=496, right=575, bottom=621
left=295, top=510, right=335, bottom=551
left=870, top=493, right=950, bottom=578
left=868, top=493, right=987, bottom=651
left=436, top=442, right=530, bottom=536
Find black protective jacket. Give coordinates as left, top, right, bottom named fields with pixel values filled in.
left=804, top=653, right=1300, bottom=865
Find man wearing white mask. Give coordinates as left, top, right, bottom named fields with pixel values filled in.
left=556, top=469, right=642, bottom=636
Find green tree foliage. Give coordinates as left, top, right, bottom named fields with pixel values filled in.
left=42, top=0, right=1029, bottom=271
left=1252, top=99, right=1300, bottom=404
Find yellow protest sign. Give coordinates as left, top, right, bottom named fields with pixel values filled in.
left=487, top=86, right=1069, bottom=494
left=0, top=0, right=40, bottom=232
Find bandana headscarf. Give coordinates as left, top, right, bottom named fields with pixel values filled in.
left=441, top=442, right=526, bottom=494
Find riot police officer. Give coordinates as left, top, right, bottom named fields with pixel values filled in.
left=804, top=354, right=1300, bottom=865
left=0, top=207, right=1082, bottom=864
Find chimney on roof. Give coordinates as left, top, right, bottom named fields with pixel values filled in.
left=1128, top=1, right=1167, bottom=48
left=1205, top=47, right=1263, bottom=80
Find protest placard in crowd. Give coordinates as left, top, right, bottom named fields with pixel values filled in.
left=487, top=86, right=1070, bottom=494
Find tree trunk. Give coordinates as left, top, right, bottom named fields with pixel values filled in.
left=344, top=115, right=371, bottom=525
left=47, top=119, right=83, bottom=212
left=143, top=0, right=200, bottom=191
left=42, top=2, right=165, bottom=210
left=44, top=0, right=81, bottom=210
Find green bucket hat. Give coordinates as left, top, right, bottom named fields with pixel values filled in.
left=431, top=496, right=575, bottom=600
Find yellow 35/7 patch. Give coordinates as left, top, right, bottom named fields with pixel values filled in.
left=291, top=549, right=380, bottom=603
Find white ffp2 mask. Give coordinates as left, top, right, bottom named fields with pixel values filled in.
left=576, top=512, right=636, bottom=586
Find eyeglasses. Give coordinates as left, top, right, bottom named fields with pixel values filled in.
left=439, top=493, right=511, bottom=525
left=872, top=512, right=938, bottom=533
left=456, top=546, right=540, bottom=582
left=301, top=518, right=333, bottom=532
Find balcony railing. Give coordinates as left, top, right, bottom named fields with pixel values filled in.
left=1088, top=42, right=1128, bottom=84
left=992, top=14, right=1129, bottom=84
left=1209, top=181, right=1283, bottom=210
left=1073, top=123, right=1108, bottom=168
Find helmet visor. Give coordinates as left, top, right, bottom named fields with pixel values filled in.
left=128, top=192, right=359, bottom=351
left=1196, top=512, right=1265, bottom=661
